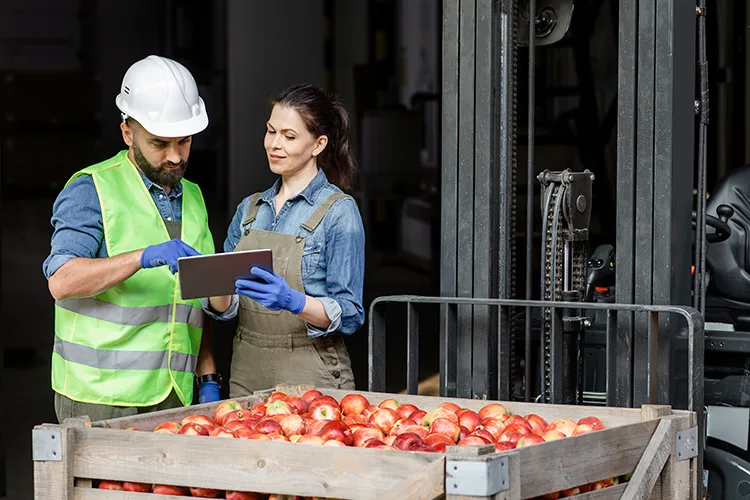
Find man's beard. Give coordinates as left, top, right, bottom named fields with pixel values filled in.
left=133, top=143, right=187, bottom=189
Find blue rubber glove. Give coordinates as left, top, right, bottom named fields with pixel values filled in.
left=140, top=238, right=200, bottom=274
left=235, top=267, right=307, bottom=314
left=198, top=381, right=221, bottom=404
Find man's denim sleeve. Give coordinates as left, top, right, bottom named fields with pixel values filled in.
left=42, top=176, right=105, bottom=279
left=306, top=198, right=366, bottom=338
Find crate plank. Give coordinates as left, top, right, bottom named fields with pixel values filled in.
left=95, top=395, right=265, bottom=430
left=517, top=419, right=660, bottom=498
left=34, top=424, right=74, bottom=500
left=71, top=427, right=443, bottom=499
left=575, top=483, right=627, bottom=499
left=621, top=417, right=674, bottom=499
left=74, top=489, right=193, bottom=500
left=661, top=412, right=696, bottom=500
left=381, top=456, right=446, bottom=499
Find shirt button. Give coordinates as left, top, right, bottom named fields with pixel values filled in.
left=159, top=194, right=164, bottom=199
left=332, top=371, right=341, bottom=379
left=166, top=217, right=172, bottom=221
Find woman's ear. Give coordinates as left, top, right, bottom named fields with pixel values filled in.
left=312, top=135, right=329, bottom=157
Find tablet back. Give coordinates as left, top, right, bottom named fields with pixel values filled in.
left=177, top=249, right=273, bottom=300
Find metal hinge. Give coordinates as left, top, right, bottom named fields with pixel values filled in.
left=446, top=455, right=509, bottom=496
left=676, top=426, right=698, bottom=461
left=32, top=427, right=62, bottom=462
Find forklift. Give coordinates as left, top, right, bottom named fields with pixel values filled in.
left=369, top=0, right=744, bottom=498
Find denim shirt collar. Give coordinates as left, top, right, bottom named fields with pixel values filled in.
left=137, top=168, right=183, bottom=200
left=259, top=168, right=328, bottom=207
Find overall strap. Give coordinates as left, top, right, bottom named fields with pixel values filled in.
left=300, top=193, right=353, bottom=233
left=241, top=193, right=264, bottom=227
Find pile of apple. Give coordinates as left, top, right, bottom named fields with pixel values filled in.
left=96, top=390, right=621, bottom=498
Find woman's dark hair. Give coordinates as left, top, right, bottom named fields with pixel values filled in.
left=271, top=84, right=357, bottom=190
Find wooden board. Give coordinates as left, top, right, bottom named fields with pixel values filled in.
left=71, top=427, right=444, bottom=499
left=74, top=490, right=194, bottom=500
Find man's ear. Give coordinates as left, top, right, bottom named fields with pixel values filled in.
left=120, top=121, right=134, bottom=147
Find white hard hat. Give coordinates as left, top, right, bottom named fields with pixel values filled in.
left=115, top=55, right=208, bottom=138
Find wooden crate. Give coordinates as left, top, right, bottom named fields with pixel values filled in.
left=32, top=385, right=699, bottom=500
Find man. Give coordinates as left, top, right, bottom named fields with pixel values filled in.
left=43, top=55, right=225, bottom=423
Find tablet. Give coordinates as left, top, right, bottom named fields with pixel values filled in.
left=177, top=249, right=273, bottom=300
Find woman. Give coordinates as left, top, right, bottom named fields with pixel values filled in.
left=208, top=84, right=365, bottom=396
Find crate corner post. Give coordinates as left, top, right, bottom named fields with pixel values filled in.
left=32, top=424, right=73, bottom=500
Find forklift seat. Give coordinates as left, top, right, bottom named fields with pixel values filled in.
left=705, top=165, right=750, bottom=329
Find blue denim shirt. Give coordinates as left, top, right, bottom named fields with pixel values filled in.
left=214, top=168, right=366, bottom=337
left=43, top=166, right=184, bottom=278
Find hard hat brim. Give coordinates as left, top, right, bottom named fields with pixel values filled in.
left=115, top=95, right=209, bottom=138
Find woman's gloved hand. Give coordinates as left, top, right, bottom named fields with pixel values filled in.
left=235, top=267, right=306, bottom=314
left=198, top=381, right=221, bottom=404
left=140, top=239, right=200, bottom=274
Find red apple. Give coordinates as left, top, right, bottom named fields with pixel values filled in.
left=469, top=429, right=496, bottom=444
left=302, top=389, right=324, bottom=404
left=255, top=419, right=283, bottom=435
left=98, top=480, right=124, bottom=490
left=409, top=410, right=427, bottom=423
left=250, top=433, right=271, bottom=440
left=248, top=403, right=267, bottom=419
left=324, top=439, right=346, bottom=447
left=478, top=403, right=511, bottom=420
left=318, top=422, right=349, bottom=444
left=153, top=421, right=181, bottom=434
left=546, top=418, right=577, bottom=437
left=389, top=418, right=418, bottom=435
left=457, top=436, right=488, bottom=446
left=525, top=414, right=549, bottom=435
left=399, top=424, right=430, bottom=439
left=213, top=400, right=243, bottom=426
left=209, top=426, right=236, bottom=438
left=506, top=415, right=533, bottom=431
left=340, top=393, right=370, bottom=416
left=310, top=395, right=339, bottom=408
left=411, top=444, right=438, bottom=453
left=537, top=493, right=561, bottom=500
left=297, top=434, right=325, bottom=445
left=396, top=403, right=419, bottom=420
left=343, top=414, right=367, bottom=426
left=310, top=401, right=342, bottom=421
left=226, top=492, right=262, bottom=500
left=190, top=487, right=224, bottom=498
left=421, top=407, right=458, bottom=427
left=383, top=435, right=398, bottom=446
left=559, top=487, right=582, bottom=497
left=392, top=432, right=425, bottom=451
left=502, top=423, right=532, bottom=436
left=578, top=416, right=606, bottom=430
left=480, top=418, right=508, bottom=440
left=541, top=430, right=567, bottom=442
left=178, top=422, right=210, bottom=436
left=266, top=391, right=288, bottom=402
left=516, top=434, right=546, bottom=447
left=307, top=419, right=331, bottom=436
left=352, top=427, right=385, bottom=447
left=123, top=482, right=152, bottom=492
left=458, top=410, right=482, bottom=432
left=430, top=418, right=461, bottom=442
left=378, top=398, right=400, bottom=411
left=285, top=396, right=309, bottom=414
left=439, top=402, right=461, bottom=413
left=265, top=400, right=294, bottom=416
left=494, top=442, right=515, bottom=452
left=181, top=414, right=215, bottom=430
left=498, top=431, right=524, bottom=446
left=425, top=433, right=456, bottom=449
left=369, top=408, right=399, bottom=434
left=152, top=484, right=190, bottom=495
left=267, top=433, right=289, bottom=442
left=234, top=427, right=255, bottom=439
left=224, top=420, right=252, bottom=433
left=365, top=439, right=386, bottom=448
left=572, top=423, right=598, bottom=436
left=280, top=414, right=307, bottom=437
left=363, top=405, right=379, bottom=420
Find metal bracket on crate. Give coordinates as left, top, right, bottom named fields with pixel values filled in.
left=445, top=455, right=510, bottom=496
left=32, top=427, right=62, bottom=462
left=676, top=426, right=699, bottom=461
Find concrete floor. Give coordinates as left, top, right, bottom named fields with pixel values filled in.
left=1, top=192, right=438, bottom=499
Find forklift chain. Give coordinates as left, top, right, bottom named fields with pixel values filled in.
left=508, top=0, right=519, bottom=399
left=541, top=186, right=588, bottom=403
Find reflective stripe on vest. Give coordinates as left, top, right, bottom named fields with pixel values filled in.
left=56, top=298, right=204, bottom=329
left=53, top=335, right=197, bottom=373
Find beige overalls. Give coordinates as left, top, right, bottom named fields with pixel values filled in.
left=229, top=192, right=356, bottom=396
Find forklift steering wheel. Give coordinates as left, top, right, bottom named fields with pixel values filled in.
left=692, top=204, right=733, bottom=243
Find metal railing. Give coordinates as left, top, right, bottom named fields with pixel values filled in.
left=368, top=295, right=704, bottom=418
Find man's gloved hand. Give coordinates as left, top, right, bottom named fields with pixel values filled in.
left=235, top=267, right=306, bottom=314
left=140, top=238, right=200, bottom=274
left=198, top=381, right=221, bottom=404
